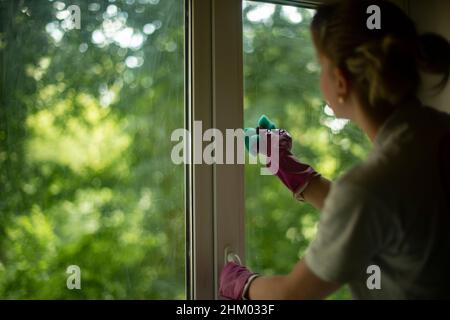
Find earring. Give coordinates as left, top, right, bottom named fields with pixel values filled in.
left=338, top=96, right=344, bottom=104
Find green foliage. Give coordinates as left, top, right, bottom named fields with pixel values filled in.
left=1, top=0, right=185, bottom=299
left=0, top=0, right=370, bottom=299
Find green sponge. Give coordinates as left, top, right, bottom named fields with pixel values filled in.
left=247, top=135, right=259, bottom=155
left=244, top=128, right=257, bottom=151
left=258, top=115, right=276, bottom=130
left=244, top=115, right=276, bottom=153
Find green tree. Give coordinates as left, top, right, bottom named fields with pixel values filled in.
left=1, top=0, right=185, bottom=299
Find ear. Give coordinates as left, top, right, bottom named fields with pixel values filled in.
left=333, top=67, right=349, bottom=98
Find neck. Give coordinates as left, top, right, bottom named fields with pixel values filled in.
left=352, top=100, right=386, bottom=143
left=351, top=96, right=421, bottom=143
left=355, top=110, right=382, bottom=142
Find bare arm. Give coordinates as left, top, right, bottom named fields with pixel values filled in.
left=302, top=175, right=332, bottom=211
left=248, top=258, right=340, bottom=300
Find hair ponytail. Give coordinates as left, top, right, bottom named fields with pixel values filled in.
left=417, top=32, right=450, bottom=90
left=346, top=35, right=419, bottom=106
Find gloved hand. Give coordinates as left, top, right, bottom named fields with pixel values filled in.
left=219, top=262, right=259, bottom=300
left=245, top=115, right=321, bottom=201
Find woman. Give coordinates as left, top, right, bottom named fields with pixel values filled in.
left=220, top=0, right=450, bottom=299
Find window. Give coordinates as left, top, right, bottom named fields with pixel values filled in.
left=0, top=0, right=185, bottom=299
left=0, top=0, right=374, bottom=300
left=242, top=0, right=371, bottom=299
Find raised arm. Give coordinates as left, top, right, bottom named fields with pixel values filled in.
left=245, top=115, right=332, bottom=212
left=302, top=175, right=332, bottom=211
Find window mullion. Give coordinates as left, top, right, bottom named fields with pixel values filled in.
left=187, top=0, right=215, bottom=300
left=212, top=0, right=246, bottom=300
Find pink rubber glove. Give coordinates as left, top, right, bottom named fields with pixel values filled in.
left=219, top=262, right=259, bottom=300
left=255, top=128, right=320, bottom=201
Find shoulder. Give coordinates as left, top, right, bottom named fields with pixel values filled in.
left=416, top=105, right=450, bottom=124
left=342, top=106, right=450, bottom=199
left=333, top=159, right=391, bottom=200
left=324, top=156, right=400, bottom=222
left=323, top=170, right=385, bottom=220
left=403, top=105, right=450, bottom=139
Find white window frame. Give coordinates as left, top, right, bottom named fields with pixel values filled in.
left=186, top=0, right=245, bottom=300
left=186, top=0, right=410, bottom=300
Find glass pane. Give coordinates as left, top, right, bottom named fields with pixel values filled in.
left=0, top=0, right=185, bottom=299
left=243, top=1, right=371, bottom=299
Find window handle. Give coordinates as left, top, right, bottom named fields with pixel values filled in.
left=224, top=246, right=242, bottom=265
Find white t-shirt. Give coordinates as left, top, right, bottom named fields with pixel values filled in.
left=305, top=102, right=450, bottom=299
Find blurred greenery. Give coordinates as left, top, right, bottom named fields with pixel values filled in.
left=0, top=0, right=370, bottom=299
left=0, top=0, right=184, bottom=299
left=243, top=1, right=371, bottom=300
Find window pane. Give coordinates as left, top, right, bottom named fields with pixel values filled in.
left=0, top=0, right=185, bottom=299
left=243, top=1, right=371, bottom=299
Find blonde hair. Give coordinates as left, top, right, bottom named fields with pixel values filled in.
left=311, top=0, right=450, bottom=118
